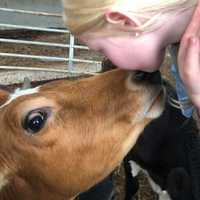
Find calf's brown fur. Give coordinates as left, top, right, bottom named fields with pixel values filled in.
left=0, top=69, right=165, bottom=200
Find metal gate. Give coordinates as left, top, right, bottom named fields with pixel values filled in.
left=0, top=0, right=102, bottom=84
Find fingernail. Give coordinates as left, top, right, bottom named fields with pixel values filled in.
left=190, top=36, right=198, bottom=44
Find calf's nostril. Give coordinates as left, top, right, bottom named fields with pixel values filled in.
left=133, top=70, right=162, bottom=85
left=149, top=71, right=162, bottom=85
left=134, top=71, right=148, bottom=81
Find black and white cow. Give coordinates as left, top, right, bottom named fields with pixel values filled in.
left=124, top=81, right=200, bottom=200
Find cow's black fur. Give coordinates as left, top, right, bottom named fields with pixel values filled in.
left=124, top=82, right=199, bottom=200
left=77, top=175, right=114, bottom=200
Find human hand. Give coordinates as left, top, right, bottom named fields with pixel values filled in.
left=178, top=0, right=200, bottom=115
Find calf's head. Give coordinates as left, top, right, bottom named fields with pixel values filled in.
left=0, top=69, right=165, bottom=199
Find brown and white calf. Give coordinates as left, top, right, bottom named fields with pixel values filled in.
left=0, top=69, right=165, bottom=200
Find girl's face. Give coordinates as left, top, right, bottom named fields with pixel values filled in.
left=79, top=30, right=167, bottom=72
left=78, top=7, right=194, bottom=72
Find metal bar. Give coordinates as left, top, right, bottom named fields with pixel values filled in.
left=0, top=52, right=68, bottom=61
left=0, top=66, right=99, bottom=75
left=68, top=34, right=75, bottom=69
left=72, top=58, right=101, bottom=65
left=0, top=23, right=69, bottom=33
left=0, top=38, right=89, bottom=49
left=0, top=8, right=62, bottom=17
left=0, top=53, right=101, bottom=64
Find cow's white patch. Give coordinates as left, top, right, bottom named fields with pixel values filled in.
left=158, top=190, right=171, bottom=200
left=129, top=160, right=171, bottom=200
left=0, top=87, right=40, bottom=109
left=0, top=169, right=9, bottom=190
left=147, top=177, right=171, bottom=200
left=129, top=160, right=141, bottom=177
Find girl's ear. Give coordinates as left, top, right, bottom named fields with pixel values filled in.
left=0, top=89, right=9, bottom=106
left=104, top=10, right=140, bottom=28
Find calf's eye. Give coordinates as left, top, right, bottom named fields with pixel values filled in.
left=22, top=108, right=50, bottom=134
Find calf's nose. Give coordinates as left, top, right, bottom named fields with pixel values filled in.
left=134, top=71, right=162, bottom=85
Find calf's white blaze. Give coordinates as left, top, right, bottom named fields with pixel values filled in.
left=0, top=87, right=40, bottom=109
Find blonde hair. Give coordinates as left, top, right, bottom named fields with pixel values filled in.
left=62, top=0, right=197, bottom=35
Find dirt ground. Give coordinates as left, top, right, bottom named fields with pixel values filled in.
left=0, top=30, right=176, bottom=200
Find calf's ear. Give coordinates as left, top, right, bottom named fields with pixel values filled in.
left=0, top=89, right=9, bottom=106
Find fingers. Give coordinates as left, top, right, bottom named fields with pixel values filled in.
left=179, top=37, right=200, bottom=109
left=179, top=0, right=200, bottom=83
left=180, top=0, right=200, bottom=56
left=178, top=1, right=200, bottom=112
left=180, top=37, right=200, bottom=94
left=182, top=1, right=200, bottom=39
left=187, top=37, right=200, bottom=75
